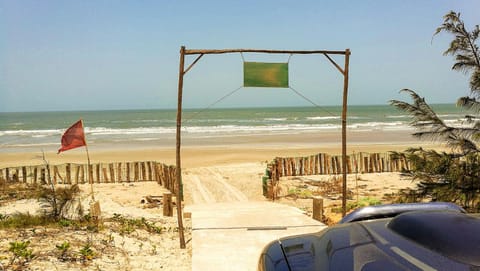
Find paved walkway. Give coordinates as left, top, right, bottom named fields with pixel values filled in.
left=186, top=201, right=326, bottom=271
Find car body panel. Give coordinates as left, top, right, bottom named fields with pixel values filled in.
left=258, top=202, right=480, bottom=271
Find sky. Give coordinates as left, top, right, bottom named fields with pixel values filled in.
left=1, top=0, right=480, bottom=112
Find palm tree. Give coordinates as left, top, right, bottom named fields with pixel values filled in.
left=390, top=11, right=480, bottom=210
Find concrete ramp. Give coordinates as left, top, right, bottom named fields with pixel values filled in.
left=186, top=201, right=326, bottom=271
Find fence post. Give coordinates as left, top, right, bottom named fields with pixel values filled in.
left=95, top=164, right=101, bottom=183
left=109, top=164, right=115, bottom=183
left=103, top=168, right=109, bottom=183
left=312, top=196, right=323, bottom=222
left=40, top=168, right=46, bottom=184
left=22, top=167, right=27, bottom=183
left=117, top=163, right=122, bottom=182
left=126, top=162, right=131, bottom=182
left=66, top=163, right=71, bottom=184
left=134, top=162, right=139, bottom=182
left=163, top=192, right=173, bottom=216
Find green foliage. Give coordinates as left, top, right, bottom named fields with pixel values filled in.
left=332, top=197, right=382, bottom=213
left=79, top=243, right=95, bottom=262
left=9, top=241, right=34, bottom=267
left=56, top=241, right=70, bottom=252
left=37, top=184, right=80, bottom=218
left=58, top=219, right=74, bottom=227
left=0, top=213, right=51, bottom=228
left=56, top=241, right=71, bottom=261
left=288, top=187, right=313, bottom=198
left=434, top=11, right=480, bottom=93
left=390, top=11, right=480, bottom=211
left=111, top=214, right=163, bottom=235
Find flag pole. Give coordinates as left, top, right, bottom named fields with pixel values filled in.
left=81, top=119, right=94, bottom=201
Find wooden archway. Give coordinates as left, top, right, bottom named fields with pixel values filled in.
left=175, top=47, right=350, bottom=248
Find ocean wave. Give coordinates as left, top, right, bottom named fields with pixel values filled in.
left=263, top=118, right=288, bottom=121
left=89, top=127, right=176, bottom=135
left=0, top=129, right=62, bottom=136
left=0, top=121, right=417, bottom=139
left=306, top=116, right=340, bottom=121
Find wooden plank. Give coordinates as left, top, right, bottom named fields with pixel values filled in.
left=184, top=48, right=349, bottom=55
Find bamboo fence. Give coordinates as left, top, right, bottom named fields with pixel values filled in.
left=0, top=161, right=178, bottom=195
left=266, top=152, right=411, bottom=182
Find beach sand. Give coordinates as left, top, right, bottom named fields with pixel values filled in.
left=0, top=129, right=445, bottom=270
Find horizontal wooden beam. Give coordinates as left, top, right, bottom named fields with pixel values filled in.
left=184, top=48, right=350, bottom=55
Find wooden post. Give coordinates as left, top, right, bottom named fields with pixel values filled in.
left=117, top=162, right=122, bottom=182
left=66, top=163, right=71, bottom=184
left=341, top=49, right=350, bottom=217
left=163, top=192, right=173, bottom=216
left=13, top=169, right=19, bottom=183
left=80, top=165, right=85, bottom=183
left=109, top=164, right=115, bottom=183
left=147, top=162, right=152, bottom=181
left=126, top=162, right=131, bottom=182
left=74, top=165, right=79, bottom=184
left=40, top=168, right=46, bottom=184
left=33, top=167, right=38, bottom=184
left=103, top=168, right=109, bottom=183
left=134, top=162, right=139, bottom=182
left=96, top=164, right=101, bottom=183
left=312, top=196, right=324, bottom=222
left=88, top=165, right=94, bottom=185
left=22, top=167, right=27, bottom=183
left=52, top=166, right=58, bottom=185
left=175, top=46, right=187, bottom=248
left=141, top=162, right=146, bottom=181
left=5, top=168, right=9, bottom=182
left=154, top=163, right=162, bottom=185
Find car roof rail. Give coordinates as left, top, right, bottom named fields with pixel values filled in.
left=338, top=202, right=465, bottom=224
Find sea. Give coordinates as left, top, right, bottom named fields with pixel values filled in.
left=0, top=104, right=467, bottom=153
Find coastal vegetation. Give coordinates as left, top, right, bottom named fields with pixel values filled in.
left=0, top=183, right=185, bottom=270
left=391, top=11, right=480, bottom=211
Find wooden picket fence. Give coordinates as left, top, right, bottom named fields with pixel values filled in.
left=266, top=152, right=411, bottom=182
left=0, top=161, right=178, bottom=195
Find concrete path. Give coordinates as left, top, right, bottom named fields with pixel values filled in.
left=186, top=201, right=326, bottom=271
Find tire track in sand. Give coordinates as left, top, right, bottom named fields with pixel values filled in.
left=183, top=166, right=248, bottom=204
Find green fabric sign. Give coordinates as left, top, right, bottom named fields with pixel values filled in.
left=243, top=62, right=289, bottom=88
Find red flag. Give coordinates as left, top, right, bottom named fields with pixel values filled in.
left=58, top=120, right=87, bottom=154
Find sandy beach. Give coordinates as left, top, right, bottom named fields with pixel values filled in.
left=0, top=129, right=440, bottom=168
left=0, top=129, right=445, bottom=270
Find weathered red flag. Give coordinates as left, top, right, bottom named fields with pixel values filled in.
left=58, top=120, right=86, bottom=154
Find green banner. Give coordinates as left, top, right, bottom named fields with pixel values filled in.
left=243, top=62, right=289, bottom=88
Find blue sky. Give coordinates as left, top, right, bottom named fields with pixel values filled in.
left=1, top=0, right=479, bottom=112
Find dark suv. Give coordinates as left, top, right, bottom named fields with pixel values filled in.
left=258, top=202, right=480, bottom=271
